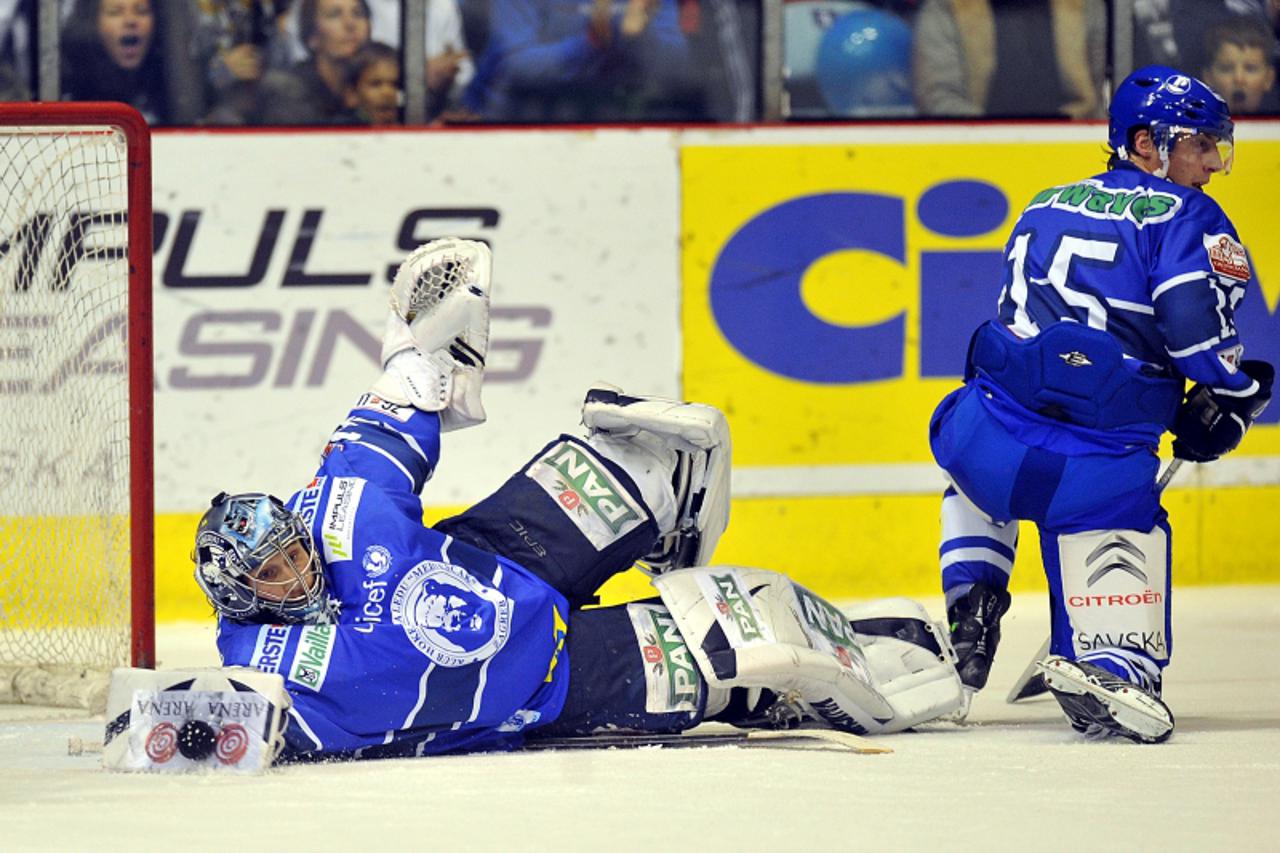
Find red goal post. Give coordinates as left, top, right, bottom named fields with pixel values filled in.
left=0, top=102, right=154, bottom=709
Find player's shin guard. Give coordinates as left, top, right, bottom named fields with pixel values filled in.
left=1039, top=656, right=1174, bottom=744
left=582, top=386, right=730, bottom=573
left=947, top=583, right=1011, bottom=691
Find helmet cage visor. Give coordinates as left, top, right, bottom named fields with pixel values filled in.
left=194, top=494, right=325, bottom=623
left=1150, top=123, right=1235, bottom=176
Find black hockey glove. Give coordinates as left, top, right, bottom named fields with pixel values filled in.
left=1171, top=360, right=1274, bottom=463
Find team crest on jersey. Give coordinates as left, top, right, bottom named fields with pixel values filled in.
left=391, top=560, right=513, bottom=667
left=1204, top=233, right=1250, bottom=281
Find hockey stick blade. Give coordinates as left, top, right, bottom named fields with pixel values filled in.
left=1006, top=636, right=1052, bottom=704
left=522, top=729, right=892, bottom=755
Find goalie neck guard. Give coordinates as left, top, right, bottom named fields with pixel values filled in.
left=192, top=492, right=329, bottom=624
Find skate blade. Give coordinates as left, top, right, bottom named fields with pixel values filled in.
left=1037, top=657, right=1173, bottom=742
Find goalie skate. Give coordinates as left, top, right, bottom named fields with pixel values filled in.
left=1039, top=656, right=1174, bottom=744
left=582, top=386, right=730, bottom=573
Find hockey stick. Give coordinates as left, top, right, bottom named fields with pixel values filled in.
left=522, top=728, right=892, bottom=755
left=72, top=729, right=894, bottom=758
left=1005, top=458, right=1185, bottom=704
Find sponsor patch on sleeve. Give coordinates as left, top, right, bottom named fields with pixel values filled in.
left=1216, top=343, right=1243, bottom=374
left=320, top=477, right=364, bottom=563
left=354, top=392, right=414, bottom=423
left=288, top=624, right=336, bottom=691
left=1204, top=233, right=1251, bottom=281
left=524, top=441, right=646, bottom=550
left=248, top=624, right=292, bottom=674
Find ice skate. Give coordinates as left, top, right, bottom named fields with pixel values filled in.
left=1039, top=656, right=1174, bottom=744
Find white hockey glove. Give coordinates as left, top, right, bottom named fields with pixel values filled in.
left=370, top=238, right=492, bottom=432
left=101, top=667, right=291, bottom=774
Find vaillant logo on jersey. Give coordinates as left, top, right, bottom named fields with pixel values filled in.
left=1085, top=535, right=1148, bottom=586
left=320, top=478, right=363, bottom=562
left=288, top=624, right=335, bottom=690
left=1025, top=180, right=1181, bottom=227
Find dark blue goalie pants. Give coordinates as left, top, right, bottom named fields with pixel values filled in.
left=435, top=434, right=709, bottom=734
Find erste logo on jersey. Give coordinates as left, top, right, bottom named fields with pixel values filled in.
left=294, top=476, right=327, bottom=525
left=320, top=477, right=363, bottom=563
left=391, top=560, right=513, bottom=667
left=249, top=624, right=292, bottom=673
left=1204, top=233, right=1250, bottom=281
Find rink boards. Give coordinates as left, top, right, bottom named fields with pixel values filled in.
left=121, top=122, right=1280, bottom=618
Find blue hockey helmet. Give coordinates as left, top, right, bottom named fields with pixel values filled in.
left=1108, top=65, right=1235, bottom=175
left=192, top=492, right=329, bottom=624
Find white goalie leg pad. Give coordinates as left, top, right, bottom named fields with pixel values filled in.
left=653, top=566, right=908, bottom=735
left=582, top=386, right=731, bottom=573
left=374, top=238, right=492, bottom=431
left=844, top=597, right=967, bottom=728
left=102, top=667, right=291, bottom=774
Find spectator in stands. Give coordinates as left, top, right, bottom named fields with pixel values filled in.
left=61, top=0, right=172, bottom=124
left=913, top=0, right=1106, bottom=119
left=256, top=0, right=370, bottom=124
left=464, top=0, right=698, bottom=122
left=0, top=0, right=35, bottom=101
left=281, top=0, right=474, bottom=121
left=1202, top=13, right=1279, bottom=112
left=1131, top=0, right=1270, bottom=81
left=195, top=1, right=294, bottom=125
left=680, top=0, right=759, bottom=122
left=343, top=39, right=401, bottom=124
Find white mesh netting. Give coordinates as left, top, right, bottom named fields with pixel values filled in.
left=0, top=121, right=135, bottom=708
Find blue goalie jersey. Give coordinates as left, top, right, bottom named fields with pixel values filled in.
left=214, top=394, right=572, bottom=759
left=995, top=161, right=1256, bottom=395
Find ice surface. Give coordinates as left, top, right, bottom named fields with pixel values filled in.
left=1, top=586, right=1277, bottom=852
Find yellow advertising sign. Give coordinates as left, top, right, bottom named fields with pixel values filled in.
left=681, top=140, right=1280, bottom=470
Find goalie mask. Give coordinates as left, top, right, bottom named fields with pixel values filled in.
left=192, top=492, right=329, bottom=624
left=1109, top=65, right=1235, bottom=177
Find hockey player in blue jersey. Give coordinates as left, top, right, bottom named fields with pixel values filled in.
left=930, top=66, right=1273, bottom=743
left=190, top=238, right=965, bottom=763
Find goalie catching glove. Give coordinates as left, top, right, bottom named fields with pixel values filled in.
left=652, top=566, right=965, bottom=735
left=371, top=238, right=492, bottom=431
left=1171, top=359, right=1273, bottom=463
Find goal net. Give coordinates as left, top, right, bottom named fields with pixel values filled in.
left=0, top=103, right=154, bottom=711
